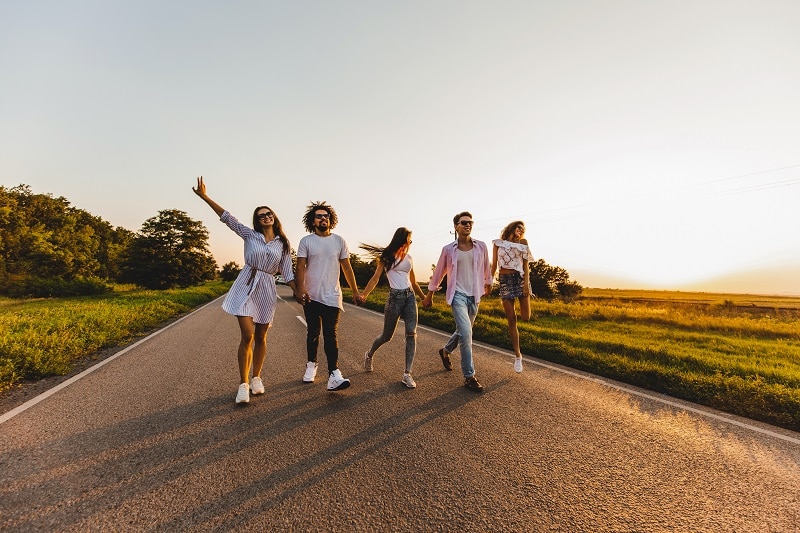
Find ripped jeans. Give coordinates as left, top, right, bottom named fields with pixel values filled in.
left=367, top=288, right=418, bottom=373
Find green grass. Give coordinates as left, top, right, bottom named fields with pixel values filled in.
left=354, top=287, right=800, bottom=432
left=0, top=281, right=231, bottom=392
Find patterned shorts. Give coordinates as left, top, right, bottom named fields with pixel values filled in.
left=499, top=272, right=530, bottom=300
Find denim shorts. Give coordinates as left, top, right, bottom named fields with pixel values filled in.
left=498, top=272, right=529, bottom=300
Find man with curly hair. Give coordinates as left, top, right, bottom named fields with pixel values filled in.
left=295, top=201, right=364, bottom=391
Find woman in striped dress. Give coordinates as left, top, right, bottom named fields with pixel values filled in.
left=193, top=176, right=297, bottom=404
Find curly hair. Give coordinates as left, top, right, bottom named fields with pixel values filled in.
left=360, top=227, right=411, bottom=271
left=500, top=220, right=525, bottom=241
left=252, top=206, right=291, bottom=254
left=302, top=201, right=338, bottom=233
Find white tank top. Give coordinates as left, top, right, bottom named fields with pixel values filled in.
left=386, top=254, right=413, bottom=289
left=454, top=248, right=475, bottom=296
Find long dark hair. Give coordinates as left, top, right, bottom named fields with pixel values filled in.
left=302, top=201, right=338, bottom=233
left=360, top=227, right=411, bottom=271
left=252, top=206, right=291, bottom=254
left=500, top=220, right=525, bottom=241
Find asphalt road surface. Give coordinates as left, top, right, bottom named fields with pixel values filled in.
left=2, top=285, right=799, bottom=532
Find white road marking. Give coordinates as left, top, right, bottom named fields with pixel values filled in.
left=0, top=297, right=223, bottom=426
left=352, top=303, right=800, bottom=446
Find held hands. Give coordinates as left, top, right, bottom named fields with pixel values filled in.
left=352, top=292, right=366, bottom=306
left=295, top=292, right=309, bottom=305
left=422, top=294, right=433, bottom=308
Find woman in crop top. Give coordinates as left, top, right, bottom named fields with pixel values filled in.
left=359, top=227, right=426, bottom=388
left=491, top=220, right=532, bottom=373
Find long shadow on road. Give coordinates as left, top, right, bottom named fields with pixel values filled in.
left=0, top=375, right=488, bottom=531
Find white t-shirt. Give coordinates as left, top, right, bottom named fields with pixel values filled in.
left=386, top=254, right=413, bottom=290
left=297, top=233, right=350, bottom=309
left=454, top=248, right=475, bottom=296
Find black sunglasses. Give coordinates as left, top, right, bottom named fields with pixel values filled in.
left=458, top=220, right=473, bottom=226
left=314, top=213, right=330, bottom=219
left=256, top=212, right=274, bottom=219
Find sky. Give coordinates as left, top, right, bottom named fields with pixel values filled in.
left=2, top=1, right=799, bottom=295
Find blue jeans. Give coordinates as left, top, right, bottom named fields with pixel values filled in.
left=367, top=288, right=418, bottom=373
left=444, top=291, right=478, bottom=378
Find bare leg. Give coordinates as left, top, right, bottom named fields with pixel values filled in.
left=519, top=294, right=531, bottom=322
left=251, top=322, right=270, bottom=378
left=236, top=316, right=255, bottom=384
left=502, top=298, right=521, bottom=356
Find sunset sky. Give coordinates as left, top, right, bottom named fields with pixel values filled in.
left=2, top=1, right=798, bottom=295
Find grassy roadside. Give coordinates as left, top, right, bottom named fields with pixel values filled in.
left=0, top=281, right=231, bottom=393
left=353, top=287, right=800, bottom=432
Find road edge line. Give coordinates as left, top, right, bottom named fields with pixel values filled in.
left=0, top=296, right=225, bottom=426
left=350, top=303, right=800, bottom=445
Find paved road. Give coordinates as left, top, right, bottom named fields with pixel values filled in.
left=2, top=285, right=799, bottom=532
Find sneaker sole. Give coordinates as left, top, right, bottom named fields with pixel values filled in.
left=328, top=380, right=351, bottom=391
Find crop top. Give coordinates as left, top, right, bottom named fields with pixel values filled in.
left=493, top=239, right=532, bottom=276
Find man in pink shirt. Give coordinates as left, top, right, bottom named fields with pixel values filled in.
left=422, top=211, right=493, bottom=392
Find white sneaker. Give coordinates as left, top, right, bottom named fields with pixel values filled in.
left=401, top=373, right=417, bottom=389
left=235, top=382, right=250, bottom=404
left=303, top=361, right=318, bottom=383
left=327, top=369, right=351, bottom=391
left=250, top=376, right=265, bottom=395
left=364, top=350, right=374, bottom=372
left=514, top=357, right=523, bottom=373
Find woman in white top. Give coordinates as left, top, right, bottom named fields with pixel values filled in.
left=192, top=176, right=297, bottom=404
left=491, top=220, right=532, bottom=373
left=360, top=228, right=426, bottom=388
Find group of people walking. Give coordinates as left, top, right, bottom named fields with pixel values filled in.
left=193, top=177, right=533, bottom=404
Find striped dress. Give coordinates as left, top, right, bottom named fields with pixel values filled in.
left=220, top=211, right=295, bottom=324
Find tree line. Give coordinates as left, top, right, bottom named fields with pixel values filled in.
left=0, top=185, right=216, bottom=296
left=1, top=184, right=581, bottom=300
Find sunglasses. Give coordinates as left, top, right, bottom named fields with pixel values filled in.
left=458, top=220, right=473, bottom=226
left=256, top=212, right=274, bottom=219
left=314, top=213, right=330, bottom=219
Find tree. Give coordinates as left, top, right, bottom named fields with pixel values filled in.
left=219, top=261, right=241, bottom=282
left=529, top=258, right=583, bottom=301
left=0, top=185, right=134, bottom=296
left=120, top=209, right=217, bottom=289
left=340, top=253, right=374, bottom=288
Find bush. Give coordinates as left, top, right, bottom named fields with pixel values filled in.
left=2, top=275, right=112, bottom=298
left=219, top=261, right=241, bottom=281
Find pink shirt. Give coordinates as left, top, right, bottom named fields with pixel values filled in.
left=428, top=239, right=492, bottom=305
